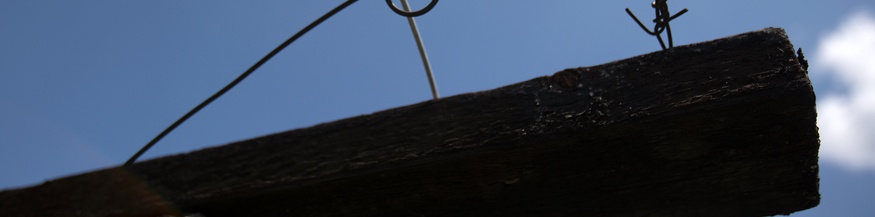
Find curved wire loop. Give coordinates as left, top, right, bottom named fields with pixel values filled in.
left=625, top=0, right=688, bottom=50
left=386, top=0, right=438, bottom=17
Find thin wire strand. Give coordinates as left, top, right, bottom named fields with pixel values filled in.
left=399, top=0, right=439, bottom=99
left=124, top=0, right=358, bottom=167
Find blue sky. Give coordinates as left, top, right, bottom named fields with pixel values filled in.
left=1, top=0, right=874, bottom=215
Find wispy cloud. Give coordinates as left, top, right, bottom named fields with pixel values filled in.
left=814, top=10, right=875, bottom=172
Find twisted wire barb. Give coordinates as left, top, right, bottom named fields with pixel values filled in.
left=626, top=0, right=688, bottom=50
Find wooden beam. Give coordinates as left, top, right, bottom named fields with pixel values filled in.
left=0, top=27, right=819, bottom=217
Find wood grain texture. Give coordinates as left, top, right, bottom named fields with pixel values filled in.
left=0, top=27, right=819, bottom=217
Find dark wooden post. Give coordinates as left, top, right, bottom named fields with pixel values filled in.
left=0, top=27, right=819, bottom=217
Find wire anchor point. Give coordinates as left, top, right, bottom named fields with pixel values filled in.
left=625, top=0, right=688, bottom=50
left=387, top=0, right=441, bottom=99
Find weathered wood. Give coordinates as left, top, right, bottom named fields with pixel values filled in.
left=0, top=27, right=819, bottom=217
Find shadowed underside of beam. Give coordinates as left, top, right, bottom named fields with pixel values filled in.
left=0, top=27, right=819, bottom=217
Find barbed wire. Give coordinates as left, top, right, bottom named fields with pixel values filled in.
left=625, top=0, right=688, bottom=50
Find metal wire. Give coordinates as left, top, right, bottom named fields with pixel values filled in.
left=625, top=0, right=688, bottom=50
left=393, top=0, right=440, bottom=99
left=124, top=0, right=359, bottom=167
left=385, top=0, right=438, bottom=17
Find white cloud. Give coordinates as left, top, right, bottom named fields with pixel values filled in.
left=814, top=10, right=875, bottom=172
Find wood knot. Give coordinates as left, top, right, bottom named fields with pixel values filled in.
left=551, top=70, right=580, bottom=90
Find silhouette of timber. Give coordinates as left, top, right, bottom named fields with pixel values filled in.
left=0, top=27, right=819, bottom=217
